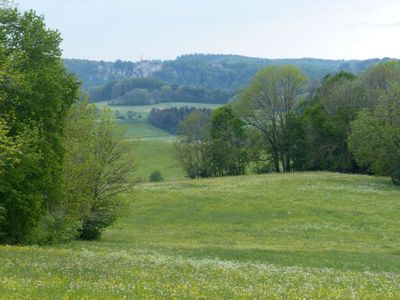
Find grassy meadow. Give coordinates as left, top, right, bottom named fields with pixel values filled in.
left=131, top=140, right=184, bottom=181
left=1, top=172, right=400, bottom=298
left=121, top=118, right=174, bottom=141
left=96, top=101, right=218, bottom=182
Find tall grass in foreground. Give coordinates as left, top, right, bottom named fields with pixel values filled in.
left=1, top=245, right=399, bottom=299
left=1, top=172, right=400, bottom=298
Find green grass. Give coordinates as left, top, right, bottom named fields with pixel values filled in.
left=132, top=140, right=185, bottom=181
left=1, top=172, right=400, bottom=298
left=119, top=118, right=174, bottom=141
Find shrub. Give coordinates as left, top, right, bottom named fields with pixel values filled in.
left=149, top=171, right=163, bottom=182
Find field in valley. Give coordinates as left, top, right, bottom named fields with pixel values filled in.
left=1, top=172, right=400, bottom=299
left=96, top=101, right=217, bottom=182
left=132, top=140, right=184, bottom=181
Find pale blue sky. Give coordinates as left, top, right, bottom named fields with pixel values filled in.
left=16, top=0, right=400, bottom=61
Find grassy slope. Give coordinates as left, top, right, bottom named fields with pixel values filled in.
left=117, top=119, right=184, bottom=182
left=1, top=172, right=400, bottom=298
left=99, top=102, right=214, bottom=182
left=120, top=118, right=174, bottom=141
left=110, top=172, right=400, bottom=271
left=132, top=140, right=184, bottom=181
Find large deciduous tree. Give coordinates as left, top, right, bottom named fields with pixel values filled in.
left=349, top=82, right=400, bottom=184
left=60, top=99, right=135, bottom=240
left=237, top=65, right=307, bottom=172
left=301, top=71, right=368, bottom=172
left=174, top=110, right=212, bottom=179
left=209, top=105, right=248, bottom=176
left=0, top=4, right=79, bottom=243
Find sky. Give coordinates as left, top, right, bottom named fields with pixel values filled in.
left=16, top=0, right=400, bottom=62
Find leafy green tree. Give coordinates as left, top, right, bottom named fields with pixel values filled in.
left=175, top=141, right=211, bottom=179
left=61, top=99, right=135, bottom=240
left=178, top=110, right=211, bottom=141
left=0, top=115, right=42, bottom=239
left=301, top=71, right=368, bottom=172
left=349, top=83, right=400, bottom=184
left=175, top=106, right=249, bottom=178
left=363, top=61, right=400, bottom=102
left=209, top=105, right=248, bottom=176
left=174, top=111, right=212, bottom=178
left=0, top=4, right=79, bottom=244
left=236, top=65, right=307, bottom=172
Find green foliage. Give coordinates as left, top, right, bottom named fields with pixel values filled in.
left=286, top=112, right=307, bottom=170
left=177, top=110, right=211, bottom=141
left=302, top=62, right=400, bottom=175
left=174, top=111, right=212, bottom=178
left=363, top=60, right=400, bottom=93
left=209, top=105, right=248, bottom=176
left=60, top=99, right=135, bottom=241
left=349, top=83, right=400, bottom=184
left=148, top=106, right=212, bottom=134
left=65, top=55, right=396, bottom=92
left=175, top=105, right=248, bottom=178
left=155, top=55, right=392, bottom=91
left=244, top=128, right=274, bottom=173
left=120, top=88, right=152, bottom=105
left=89, top=77, right=233, bottom=105
left=149, top=170, right=163, bottom=182
left=237, top=65, right=307, bottom=172
left=301, top=71, right=370, bottom=172
left=234, top=62, right=400, bottom=179
left=64, top=59, right=161, bottom=88
left=0, top=5, right=79, bottom=244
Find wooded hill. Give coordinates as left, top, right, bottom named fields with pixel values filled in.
left=89, top=77, right=233, bottom=105
left=64, top=54, right=395, bottom=91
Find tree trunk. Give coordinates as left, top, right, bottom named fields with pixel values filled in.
left=272, top=147, right=280, bottom=173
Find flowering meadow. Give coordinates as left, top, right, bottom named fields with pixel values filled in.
left=1, top=172, right=400, bottom=299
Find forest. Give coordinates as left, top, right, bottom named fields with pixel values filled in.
left=88, top=77, right=233, bottom=105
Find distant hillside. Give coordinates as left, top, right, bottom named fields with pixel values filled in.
left=158, top=54, right=344, bottom=90
left=64, top=54, right=396, bottom=91
left=64, top=59, right=162, bottom=88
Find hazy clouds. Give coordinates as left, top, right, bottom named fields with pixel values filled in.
left=16, top=0, right=400, bottom=61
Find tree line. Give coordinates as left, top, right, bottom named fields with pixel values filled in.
left=175, top=106, right=247, bottom=178
left=0, top=4, right=133, bottom=244
left=176, top=63, right=400, bottom=184
left=148, top=107, right=212, bottom=134
left=88, top=77, right=233, bottom=105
